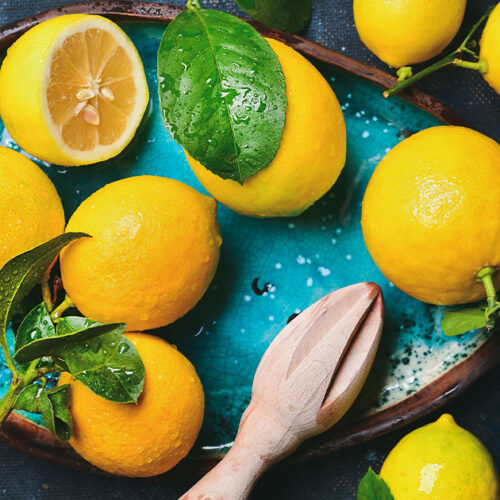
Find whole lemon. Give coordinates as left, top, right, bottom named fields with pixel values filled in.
left=0, top=14, right=148, bottom=166
left=361, top=126, right=500, bottom=305
left=480, top=2, right=500, bottom=95
left=187, top=38, right=346, bottom=218
left=59, top=333, right=204, bottom=477
left=0, top=146, right=65, bottom=268
left=380, top=414, right=498, bottom=499
left=354, top=0, right=466, bottom=67
left=60, top=176, right=221, bottom=330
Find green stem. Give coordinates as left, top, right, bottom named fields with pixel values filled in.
left=477, top=267, right=499, bottom=330
left=384, top=53, right=456, bottom=97
left=384, top=5, right=494, bottom=98
left=478, top=267, right=498, bottom=309
left=187, top=0, right=202, bottom=10
left=0, top=383, right=19, bottom=424
left=0, top=359, right=39, bottom=424
left=0, top=340, right=18, bottom=383
left=41, top=270, right=53, bottom=312
left=50, top=295, right=74, bottom=322
left=453, top=58, right=488, bottom=73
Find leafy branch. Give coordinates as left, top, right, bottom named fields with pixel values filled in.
left=0, top=235, right=145, bottom=440
left=384, top=6, right=494, bottom=98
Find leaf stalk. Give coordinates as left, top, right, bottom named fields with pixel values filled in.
left=50, top=295, right=74, bottom=322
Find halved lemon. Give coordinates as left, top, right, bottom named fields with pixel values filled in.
left=0, top=14, right=149, bottom=166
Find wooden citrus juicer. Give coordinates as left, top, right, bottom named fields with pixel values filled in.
left=181, top=282, right=384, bottom=500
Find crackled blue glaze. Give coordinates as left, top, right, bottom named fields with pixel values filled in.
left=0, top=22, right=490, bottom=456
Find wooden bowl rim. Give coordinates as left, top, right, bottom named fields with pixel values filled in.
left=0, top=0, right=495, bottom=482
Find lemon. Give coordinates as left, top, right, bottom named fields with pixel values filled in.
left=60, top=176, right=221, bottom=331
left=354, top=0, right=466, bottom=67
left=0, top=14, right=149, bottom=166
left=187, top=37, right=346, bottom=218
left=480, top=3, right=500, bottom=95
left=59, top=332, right=204, bottom=477
left=380, top=414, right=498, bottom=499
left=361, top=126, right=500, bottom=306
left=0, top=146, right=65, bottom=269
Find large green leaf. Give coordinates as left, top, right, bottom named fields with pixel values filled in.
left=158, top=3, right=287, bottom=183
left=58, top=331, right=145, bottom=404
left=14, top=384, right=72, bottom=441
left=234, top=0, right=312, bottom=33
left=0, top=233, right=88, bottom=353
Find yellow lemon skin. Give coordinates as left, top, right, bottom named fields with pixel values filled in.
left=361, top=126, right=500, bottom=306
left=60, top=176, right=221, bottom=331
left=59, top=333, right=204, bottom=477
left=187, top=37, right=346, bottom=218
left=0, top=14, right=148, bottom=166
left=353, top=0, right=466, bottom=67
left=0, top=146, right=65, bottom=268
left=380, top=414, right=498, bottom=499
left=480, top=3, right=500, bottom=95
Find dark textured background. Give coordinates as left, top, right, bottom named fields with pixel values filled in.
left=0, top=1, right=499, bottom=498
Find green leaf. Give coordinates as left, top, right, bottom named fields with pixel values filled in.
left=56, top=316, right=99, bottom=335
left=14, top=384, right=72, bottom=441
left=357, top=468, right=394, bottom=500
left=14, top=303, right=55, bottom=354
left=234, top=0, right=312, bottom=33
left=14, top=310, right=126, bottom=365
left=58, top=331, right=144, bottom=404
left=0, top=233, right=88, bottom=352
left=441, top=308, right=487, bottom=336
left=158, top=4, right=287, bottom=183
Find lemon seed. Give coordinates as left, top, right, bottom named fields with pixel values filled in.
left=82, top=104, right=99, bottom=125
left=101, top=87, right=115, bottom=101
left=76, top=88, right=95, bottom=101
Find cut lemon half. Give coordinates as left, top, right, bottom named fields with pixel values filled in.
left=0, top=14, right=149, bottom=166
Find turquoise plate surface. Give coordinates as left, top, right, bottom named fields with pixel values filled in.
left=0, top=18, right=495, bottom=465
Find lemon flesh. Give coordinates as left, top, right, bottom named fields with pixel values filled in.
left=354, top=0, right=466, bottom=67
left=381, top=414, right=498, bottom=499
left=0, top=14, right=149, bottom=166
left=187, top=37, right=346, bottom=218
left=480, top=3, right=500, bottom=95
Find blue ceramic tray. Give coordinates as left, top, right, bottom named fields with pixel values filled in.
left=0, top=2, right=498, bottom=479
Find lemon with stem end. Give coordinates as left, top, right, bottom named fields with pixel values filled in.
left=353, top=0, right=466, bottom=68
left=480, top=2, right=500, bottom=95
left=361, top=126, right=500, bottom=306
left=0, top=146, right=65, bottom=269
left=0, top=14, right=149, bottom=166
left=59, top=332, right=205, bottom=477
left=186, top=37, right=346, bottom=218
left=380, top=414, right=498, bottom=499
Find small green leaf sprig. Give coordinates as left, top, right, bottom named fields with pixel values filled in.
left=442, top=267, right=500, bottom=337
left=357, top=467, right=394, bottom=500
left=384, top=5, right=494, bottom=98
left=0, top=234, right=145, bottom=441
